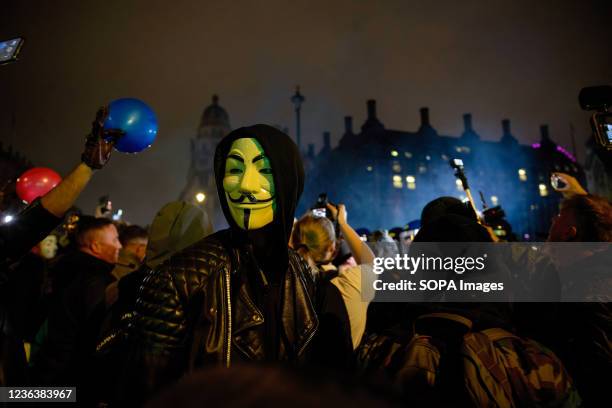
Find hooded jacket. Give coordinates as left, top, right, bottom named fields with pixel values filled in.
left=131, top=125, right=318, bottom=399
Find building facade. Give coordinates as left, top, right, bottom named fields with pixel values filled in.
left=300, top=100, right=585, bottom=240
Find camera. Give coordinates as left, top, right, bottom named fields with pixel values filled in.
left=579, top=85, right=612, bottom=151
left=449, top=158, right=469, bottom=190
left=311, top=193, right=330, bottom=218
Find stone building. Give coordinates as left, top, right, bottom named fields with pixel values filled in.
left=300, top=100, right=585, bottom=240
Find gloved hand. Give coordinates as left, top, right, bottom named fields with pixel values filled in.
left=81, top=107, right=124, bottom=169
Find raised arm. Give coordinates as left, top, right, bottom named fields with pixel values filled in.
left=41, top=106, right=121, bottom=217
left=551, top=172, right=588, bottom=198
left=0, top=107, right=121, bottom=263
left=327, top=203, right=375, bottom=265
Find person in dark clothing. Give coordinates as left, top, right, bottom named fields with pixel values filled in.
left=0, top=107, right=121, bottom=386
left=29, top=217, right=121, bottom=401
left=94, top=201, right=214, bottom=406
left=4, top=235, right=57, bottom=343
left=358, top=196, right=585, bottom=407
left=365, top=196, right=505, bottom=336
left=128, top=125, right=323, bottom=405
left=526, top=192, right=612, bottom=407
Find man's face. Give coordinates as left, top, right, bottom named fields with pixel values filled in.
left=125, top=239, right=148, bottom=263
left=39, top=235, right=58, bottom=260
left=93, top=225, right=122, bottom=264
left=223, top=138, right=275, bottom=230
left=547, top=206, right=577, bottom=242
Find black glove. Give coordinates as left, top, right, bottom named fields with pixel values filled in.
left=81, top=107, right=124, bottom=169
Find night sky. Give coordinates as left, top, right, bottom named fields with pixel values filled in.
left=1, top=0, right=611, bottom=226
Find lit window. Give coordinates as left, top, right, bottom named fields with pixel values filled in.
left=538, top=184, right=548, bottom=197
left=530, top=204, right=538, bottom=211
left=406, top=175, right=416, bottom=190
left=455, top=146, right=471, bottom=153
left=518, top=168, right=527, bottom=181
left=456, top=179, right=463, bottom=191
left=392, top=162, right=401, bottom=173
left=392, top=175, right=403, bottom=189
left=366, top=165, right=373, bottom=172
left=490, top=196, right=499, bottom=206
left=404, top=151, right=412, bottom=159
left=391, top=150, right=399, bottom=157
left=441, top=154, right=449, bottom=161
left=418, top=164, right=427, bottom=174
left=425, top=155, right=431, bottom=161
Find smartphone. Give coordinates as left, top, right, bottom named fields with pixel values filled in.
left=591, top=112, right=612, bottom=151
left=0, top=37, right=25, bottom=65
left=450, top=158, right=464, bottom=169
left=550, top=174, right=568, bottom=191
left=311, top=208, right=326, bottom=218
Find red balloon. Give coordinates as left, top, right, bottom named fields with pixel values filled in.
left=16, top=167, right=62, bottom=204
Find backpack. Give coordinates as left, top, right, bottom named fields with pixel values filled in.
left=462, top=327, right=582, bottom=408
left=357, top=313, right=582, bottom=407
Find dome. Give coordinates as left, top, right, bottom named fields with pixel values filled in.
left=200, top=95, right=230, bottom=128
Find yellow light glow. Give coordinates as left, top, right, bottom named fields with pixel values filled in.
left=392, top=175, right=402, bottom=189
left=195, top=192, right=206, bottom=203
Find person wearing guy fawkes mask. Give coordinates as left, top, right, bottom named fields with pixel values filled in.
left=130, top=125, right=320, bottom=402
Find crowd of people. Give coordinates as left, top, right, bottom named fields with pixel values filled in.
left=0, top=107, right=610, bottom=407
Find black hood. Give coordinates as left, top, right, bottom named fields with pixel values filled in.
left=214, top=124, right=304, bottom=266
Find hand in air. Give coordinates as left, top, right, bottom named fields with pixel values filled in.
left=81, top=107, right=125, bottom=169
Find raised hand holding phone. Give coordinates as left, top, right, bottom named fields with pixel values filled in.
left=550, top=172, right=588, bottom=197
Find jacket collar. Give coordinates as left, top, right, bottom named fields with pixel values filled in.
left=232, top=249, right=318, bottom=360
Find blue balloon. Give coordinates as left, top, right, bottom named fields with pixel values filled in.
left=104, top=98, right=158, bottom=153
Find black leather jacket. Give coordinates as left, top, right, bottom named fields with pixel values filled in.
left=130, top=230, right=319, bottom=392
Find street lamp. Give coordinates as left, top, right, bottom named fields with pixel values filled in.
left=196, top=192, right=206, bottom=203
left=291, top=86, right=305, bottom=151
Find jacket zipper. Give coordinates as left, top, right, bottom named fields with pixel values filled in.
left=225, top=266, right=232, bottom=367
left=294, top=253, right=319, bottom=358
left=296, top=325, right=317, bottom=358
